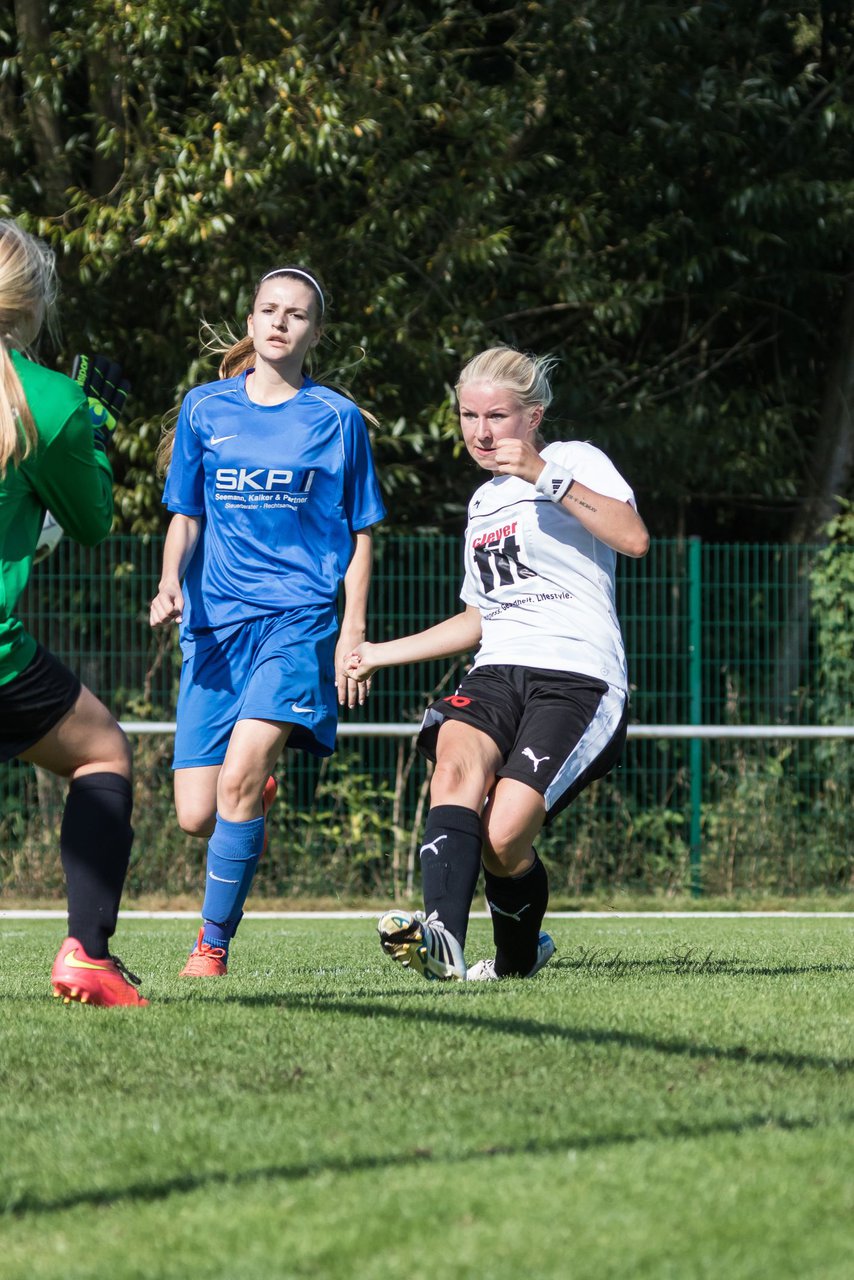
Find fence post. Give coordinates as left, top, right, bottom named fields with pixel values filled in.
left=688, top=536, right=703, bottom=895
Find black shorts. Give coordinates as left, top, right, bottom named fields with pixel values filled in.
left=0, top=644, right=82, bottom=762
left=417, top=664, right=628, bottom=823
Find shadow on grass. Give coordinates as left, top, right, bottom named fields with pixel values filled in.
left=223, top=990, right=851, bottom=1075
left=6, top=1109, right=851, bottom=1219
left=135, top=986, right=852, bottom=1076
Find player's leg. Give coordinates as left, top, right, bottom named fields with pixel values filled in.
left=470, top=675, right=629, bottom=980
left=476, top=779, right=552, bottom=979
left=378, top=718, right=501, bottom=980
left=173, top=766, right=277, bottom=847
left=420, top=718, right=500, bottom=946
left=181, top=717, right=292, bottom=976
left=171, top=619, right=266, bottom=973
left=261, top=772, right=278, bottom=855
left=16, top=658, right=146, bottom=1006
left=179, top=610, right=340, bottom=974
left=174, top=764, right=220, bottom=837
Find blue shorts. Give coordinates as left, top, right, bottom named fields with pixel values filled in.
left=173, top=606, right=339, bottom=769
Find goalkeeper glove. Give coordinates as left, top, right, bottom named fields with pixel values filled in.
left=72, top=353, right=131, bottom=451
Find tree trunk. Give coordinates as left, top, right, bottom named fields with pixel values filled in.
left=771, top=276, right=854, bottom=717
left=15, top=0, right=72, bottom=212
left=791, top=276, right=854, bottom=542
left=87, top=43, right=125, bottom=197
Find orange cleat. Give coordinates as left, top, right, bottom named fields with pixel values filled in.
left=179, top=926, right=228, bottom=978
left=51, top=937, right=149, bottom=1007
left=261, top=773, right=278, bottom=857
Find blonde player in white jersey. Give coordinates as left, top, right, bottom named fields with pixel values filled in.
left=346, top=346, right=649, bottom=981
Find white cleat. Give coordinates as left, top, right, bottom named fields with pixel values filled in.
left=377, top=908, right=467, bottom=981
left=466, top=931, right=556, bottom=981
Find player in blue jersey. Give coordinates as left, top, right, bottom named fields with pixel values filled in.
left=347, top=347, right=648, bottom=982
left=150, top=266, right=386, bottom=976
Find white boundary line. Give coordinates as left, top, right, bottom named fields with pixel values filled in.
left=1, top=910, right=852, bottom=921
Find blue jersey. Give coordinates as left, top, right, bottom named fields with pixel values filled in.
left=163, top=373, right=386, bottom=631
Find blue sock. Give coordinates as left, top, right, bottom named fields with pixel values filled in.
left=201, top=814, right=265, bottom=951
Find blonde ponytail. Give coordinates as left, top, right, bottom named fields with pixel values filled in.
left=0, top=219, right=57, bottom=476
left=0, top=337, right=37, bottom=477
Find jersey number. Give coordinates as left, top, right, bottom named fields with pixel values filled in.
left=474, top=535, right=536, bottom=594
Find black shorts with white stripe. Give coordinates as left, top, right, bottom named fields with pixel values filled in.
left=417, top=664, right=628, bottom=822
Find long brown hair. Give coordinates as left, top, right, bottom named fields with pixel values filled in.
left=157, top=266, right=378, bottom=477
left=0, top=220, right=58, bottom=477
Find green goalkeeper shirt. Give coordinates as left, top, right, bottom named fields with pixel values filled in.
left=0, top=350, right=114, bottom=685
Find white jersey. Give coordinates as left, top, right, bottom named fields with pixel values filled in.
left=460, top=440, right=635, bottom=691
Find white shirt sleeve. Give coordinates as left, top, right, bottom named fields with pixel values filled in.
left=545, top=440, right=636, bottom=507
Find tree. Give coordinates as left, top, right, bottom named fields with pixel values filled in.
left=2, top=1, right=852, bottom=538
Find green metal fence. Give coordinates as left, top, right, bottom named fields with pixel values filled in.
left=2, top=534, right=852, bottom=898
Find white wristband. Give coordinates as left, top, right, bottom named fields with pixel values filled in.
left=535, top=461, right=574, bottom=502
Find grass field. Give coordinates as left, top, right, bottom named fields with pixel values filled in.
left=1, top=917, right=852, bottom=1279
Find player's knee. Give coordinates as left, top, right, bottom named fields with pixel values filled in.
left=483, top=814, right=537, bottom=874
left=484, top=829, right=522, bottom=870
left=216, top=761, right=264, bottom=817
left=483, top=843, right=534, bottom=878
left=175, top=802, right=215, bottom=839
left=430, top=756, right=474, bottom=804
left=86, top=721, right=132, bottom=780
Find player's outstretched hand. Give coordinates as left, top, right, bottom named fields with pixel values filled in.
left=336, top=635, right=372, bottom=707
left=149, top=585, right=184, bottom=628
left=337, top=667, right=370, bottom=708
left=344, top=643, right=380, bottom=684
left=72, top=353, right=131, bottom=448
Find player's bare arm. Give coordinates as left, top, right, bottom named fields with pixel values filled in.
left=557, top=483, right=649, bottom=558
left=491, top=439, right=649, bottom=559
left=149, top=513, right=201, bottom=627
left=336, top=528, right=374, bottom=707
left=346, top=605, right=482, bottom=682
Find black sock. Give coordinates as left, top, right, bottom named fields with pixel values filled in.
left=60, top=772, right=133, bottom=959
left=485, top=853, right=549, bottom=977
left=418, top=804, right=483, bottom=949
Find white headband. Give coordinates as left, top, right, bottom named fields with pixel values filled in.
left=260, top=268, right=325, bottom=315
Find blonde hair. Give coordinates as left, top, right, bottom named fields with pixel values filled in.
left=0, top=219, right=58, bottom=476
left=455, top=346, right=558, bottom=415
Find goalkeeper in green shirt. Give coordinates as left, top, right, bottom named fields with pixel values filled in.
left=0, top=218, right=147, bottom=1006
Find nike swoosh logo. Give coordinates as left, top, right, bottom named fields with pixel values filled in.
left=64, top=948, right=111, bottom=972
left=210, top=434, right=237, bottom=445
left=208, top=871, right=239, bottom=883
left=291, top=703, right=313, bottom=715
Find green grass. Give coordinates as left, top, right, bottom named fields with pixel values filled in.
left=1, top=918, right=852, bottom=1279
